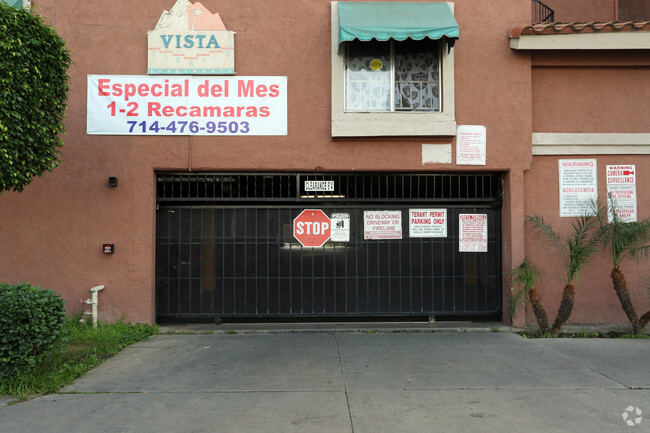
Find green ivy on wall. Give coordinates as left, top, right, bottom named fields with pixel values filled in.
left=0, top=2, right=71, bottom=192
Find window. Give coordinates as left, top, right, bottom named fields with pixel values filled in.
left=331, top=1, right=458, bottom=137
left=346, top=38, right=441, bottom=112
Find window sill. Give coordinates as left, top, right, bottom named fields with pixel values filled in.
left=510, top=32, right=650, bottom=50
left=532, top=132, right=650, bottom=155
left=332, top=111, right=456, bottom=137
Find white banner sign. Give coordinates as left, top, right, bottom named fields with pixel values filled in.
left=606, top=164, right=637, bottom=222
left=87, top=75, right=287, bottom=136
left=409, top=209, right=447, bottom=238
left=456, top=125, right=486, bottom=165
left=364, top=210, right=402, bottom=240
left=559, top=159, right=598, bottom=217
left=459, top=214, right=488, bottom=252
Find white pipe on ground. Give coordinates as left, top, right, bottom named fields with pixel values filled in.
left=80, top=285, right=105, bottom=329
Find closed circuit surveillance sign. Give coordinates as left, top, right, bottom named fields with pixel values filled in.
left=330, top=213, right=350, bottom=242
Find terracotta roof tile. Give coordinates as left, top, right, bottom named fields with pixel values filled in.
left=510, top=21, right=650, bottom=38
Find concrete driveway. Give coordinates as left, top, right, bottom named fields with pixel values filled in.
left=1, top=330, right=649, bottom=432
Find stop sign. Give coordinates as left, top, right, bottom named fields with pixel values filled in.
left=293, top=209, right=331, bottom=247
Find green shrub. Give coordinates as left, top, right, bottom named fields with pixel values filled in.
left=0, top=3, right=72, bottom=192
left=0, top=282, right=66, bottom=379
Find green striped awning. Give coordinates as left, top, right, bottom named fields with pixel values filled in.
left=3, top=0, right=25, bottom=8
left=338, top=2, right=459, bottom=49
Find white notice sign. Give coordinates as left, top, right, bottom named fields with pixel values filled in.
left=456, top=125, right=486, bottom=165
left=606, top=164, right=637, bottom=222
left=409, top=209, right=447, bottom=238
left=559, top=159, right=598, bottom=217
left=459, top=214, right=488, bottom=252
left=364, top=210, right=402, bottom=240
left=330, top=213, right=350, bottom=242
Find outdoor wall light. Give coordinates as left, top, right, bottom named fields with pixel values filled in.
left=108, top=177, right=118, bottom=187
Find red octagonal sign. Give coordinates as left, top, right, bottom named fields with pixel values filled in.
left=293, top=209, right=331, bottom=247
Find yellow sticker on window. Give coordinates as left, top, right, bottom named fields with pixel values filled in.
left=369, top=58, right=383, bottom=71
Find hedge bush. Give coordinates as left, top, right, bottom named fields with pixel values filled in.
left=0, top=2, right=72, bottom=192
left=0, top=282, right=66, bottom=379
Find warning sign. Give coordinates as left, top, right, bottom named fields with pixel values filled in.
left=456, top=125, right=486, bottom=166
left=364, top=210, right=402, bottom=240
left=559, top=159, right=598, bottom=217
left=409, top=209, right=447, bottom=238
left=606, top=164, right=637, bottom=222
left=459, top=214, right=488, bottom=252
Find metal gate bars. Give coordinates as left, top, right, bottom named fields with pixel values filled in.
left=156, top=173, right=502, bottom=320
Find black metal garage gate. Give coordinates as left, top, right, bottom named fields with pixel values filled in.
left=156, top=173, right=502, bottom=321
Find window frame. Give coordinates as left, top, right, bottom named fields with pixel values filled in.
left=331, top=1, right=457, bottom=137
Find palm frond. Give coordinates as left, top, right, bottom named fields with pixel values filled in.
left=508, top=287, right=526, bottom=323
left=507, top=260, right=540, bottom=322
left=528, top=215, right=564, bottom=256
left=562, top=214, right=598, bottom=282
left=625, top=244, right=650, bottom=263
left=597, top=195, right=650, bottom=267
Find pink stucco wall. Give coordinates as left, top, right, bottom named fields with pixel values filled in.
left=541, top=0, right=617, bottom=22
left=532, top=51, right=650, bottom=133
left=525, top=156, right=650, bottom=326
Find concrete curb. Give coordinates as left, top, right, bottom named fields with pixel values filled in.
left=0, top=397, right=15, bottom=408
left=157, top=322, right=514, bottom=335
left=157, top=322, right=649, bottom=336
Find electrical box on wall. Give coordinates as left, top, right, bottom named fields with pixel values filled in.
left=103, top=244, right=114, bottom=255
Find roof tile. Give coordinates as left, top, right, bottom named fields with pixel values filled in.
left=510, top=21, right=650, bottom=38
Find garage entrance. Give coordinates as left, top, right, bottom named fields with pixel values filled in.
left=156, top=173, right=502, bottom=321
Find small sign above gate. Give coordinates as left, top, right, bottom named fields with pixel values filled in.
left=304, top=180, right=335, bottom=192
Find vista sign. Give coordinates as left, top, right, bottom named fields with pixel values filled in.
left=148, top=0, right=235, bottom=75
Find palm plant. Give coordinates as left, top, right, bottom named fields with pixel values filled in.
left=509, top=260, right=550, bottom=333
left=528, top=214, right=599, bottom=334
left=594, top=196, right=650, bottom=334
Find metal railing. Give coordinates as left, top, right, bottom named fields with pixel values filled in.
left=532, top=0, right=555, bottom=23
left=156, top=173, right=502, bottom=203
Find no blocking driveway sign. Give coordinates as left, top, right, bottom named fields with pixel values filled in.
left=293, top=209, right=331, bottom=247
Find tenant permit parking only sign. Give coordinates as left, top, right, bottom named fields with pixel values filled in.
left=559, top=159, right=598, bottom=217
left=459, top=214, right=488, bottom=252
left=409, top=209, right=447, bottom=238
left=606, top=164, right=637, bottom=222
left=364, top=210, right=402, bottom=240
left=87, top=75, right=287, bottom=136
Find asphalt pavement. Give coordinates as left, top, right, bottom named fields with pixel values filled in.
left=0, top=327, right=649, bottom=433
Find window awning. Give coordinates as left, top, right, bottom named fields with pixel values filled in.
left=337, top=2, right=459, bottom=50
